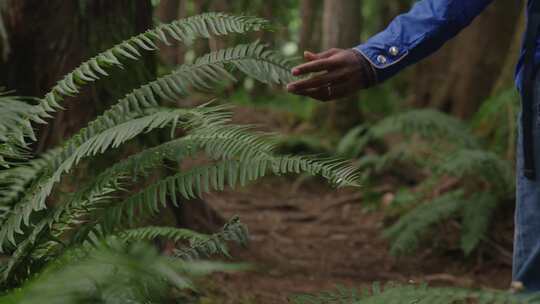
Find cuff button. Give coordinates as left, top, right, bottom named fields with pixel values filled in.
left=376, top=55, right=387, bottom=65
left=389, top=46, right=399, bottom=56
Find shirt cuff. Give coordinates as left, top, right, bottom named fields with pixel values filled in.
left=354, top=43, right=410, bottom=83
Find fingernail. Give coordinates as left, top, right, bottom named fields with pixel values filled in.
left=292, top=68, right=299, bottom=76
left=287, top=84, right=295, bottom=91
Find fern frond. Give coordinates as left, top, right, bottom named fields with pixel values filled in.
left=436, top=149, right=514, bottom=197
left=73, top=41, right=293, bottom=151
left=119, top=226, right=207, bottom=243
left=0, top=92, right=38, bottom=167
left=0, top=186, right=118, bottom=283
left=196, top=41, right=294, bottom=84
left=370, top=109, right=479, bottom=148
left=291, top=283, right=540, bottom=304
left=68, top=156, right=358, bottom=245
left=383, top=190, right=465, bottom=256
left=35, top=13, right=269, bottom=120
left=0, top=92, right=36, bottom=145
left=9, top=125, right=276, bottom=265
left=460, top=192, right=498, bottom=255
left=0, top=148, right=61, bottom=207
left=2, top=241, right=241, bottom=303
left=0, top=107, right=229, bottom=250
left=174, top=216, right=249, bottom=260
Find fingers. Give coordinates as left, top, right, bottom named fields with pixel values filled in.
left=312, top=48, right=341, bottom=59
left=291, top=58, right=337, bottom=76
left=304, top=51, right=318, bottom=61
left=304, top=48, right=341, bottom=61
left=287, top=69, right=347, bottom=92
left=294, top=80, right=356, bottom=102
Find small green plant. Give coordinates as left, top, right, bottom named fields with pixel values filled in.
left=290, top=283, right=540, bottom=304
left=0, top=13, right=360, bottom=302
left=338, top=109, right=513, bottom=256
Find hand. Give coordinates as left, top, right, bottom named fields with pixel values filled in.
left=286, top=48, right=376, bottom=102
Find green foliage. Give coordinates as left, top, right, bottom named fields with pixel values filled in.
left=0, top=13, right=360, bottom=302
left=290, top=283, right=540, bottom=304
left=339, top=109, right=513, bottom=256
left=0, top=241, right=244, bottom=304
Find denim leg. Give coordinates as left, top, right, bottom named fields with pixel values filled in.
left=514, top=75, right=540, bottom=291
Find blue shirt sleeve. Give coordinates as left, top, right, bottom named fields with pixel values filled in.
left=355, top=0, right=494, bottom=83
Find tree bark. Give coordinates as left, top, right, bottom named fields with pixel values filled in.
left=408, top=0, right=521, bottom=119
left=299, top=0, right=323, bottom=52
left=1, top=0, right=154, bottom=150
left=317, top=0, right=362, bottom=132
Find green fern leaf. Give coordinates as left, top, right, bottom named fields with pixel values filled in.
left=35, top=13, right=270, bottom=121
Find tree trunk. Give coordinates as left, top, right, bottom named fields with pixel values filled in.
left=408, top=0, right=521, bottom=119
left=318, top=0, right=362, bottom=132
left=299, top=0, right=323, bottom=52
left=1, top=0, right=154, bottom=150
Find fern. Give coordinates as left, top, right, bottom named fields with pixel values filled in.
left=75, top=156, right=358, bottom=236
left=290, top=283, right=540, bottom=304
left=368, top=109, right=480, bottom=149
left=36, top=13, right=270, bottom=121
left=383, top=190, right=465, bottom=256
left=174, top=216, right=249, bottom=260
left=1, top=241, right=243, bottom=304
left=343, top=109, right=514, bottom=256
left=0, top=13, right=363, bottom=295
left=436, top=149, right=514, bottom=197
left=0, top=107, right=230, bottom=249
left=460, top=192, right=498, bottom=256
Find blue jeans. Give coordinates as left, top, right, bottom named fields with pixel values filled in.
left=514, top=74, right=540, bottom=291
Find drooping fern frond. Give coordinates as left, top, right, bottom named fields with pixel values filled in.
left=0, top=107, right=230, bottom=250
left=36, top=13, right=270, bottom=121
left=73, top=156, right=358, bottom=242
left=174, top=216, right=249, bottom=260
left=383, top=190, right=465, bottom=256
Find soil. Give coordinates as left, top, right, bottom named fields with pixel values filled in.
left=197, top=107, right=513, bottom=303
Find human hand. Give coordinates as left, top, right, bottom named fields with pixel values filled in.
left=286, top=48, right=376, bottom=101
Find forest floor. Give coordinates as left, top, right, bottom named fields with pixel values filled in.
left=199, top=107, right=512, bottom=304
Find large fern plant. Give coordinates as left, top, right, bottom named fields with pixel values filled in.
left=0, top=13, right=360, bottom=302
left=338, top=109, right=513, bottom=256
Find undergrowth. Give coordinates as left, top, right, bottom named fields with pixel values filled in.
left=338, top=90, right=518, bottom=257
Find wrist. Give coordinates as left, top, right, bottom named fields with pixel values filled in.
left=350, top=48, right=378, bottom=88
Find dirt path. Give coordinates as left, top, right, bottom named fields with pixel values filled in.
left=196, top=106, right=512, bottom=303
left=203, top=178, right=511, bottom=303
